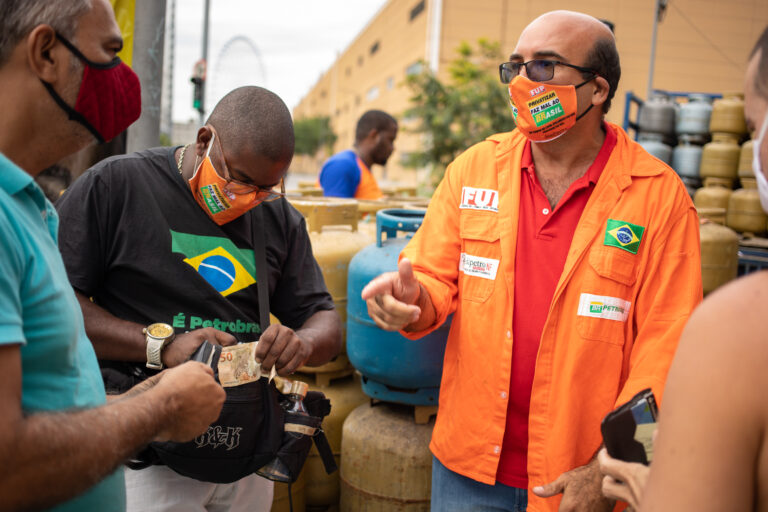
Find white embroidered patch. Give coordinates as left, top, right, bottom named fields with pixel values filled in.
left=460, top=187, right=499, bottom=212
left=459, top=253, right=499, bottom=280
left=577, top=293, right=631, bottom=322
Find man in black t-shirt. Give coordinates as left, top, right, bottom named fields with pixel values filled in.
left=56, top=86, right=341, bottom=512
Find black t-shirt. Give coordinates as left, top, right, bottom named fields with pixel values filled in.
left=56, top=146, right=333, bottom=379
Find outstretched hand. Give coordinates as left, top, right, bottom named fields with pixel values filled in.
left=361, top=258, right=422, bottom=331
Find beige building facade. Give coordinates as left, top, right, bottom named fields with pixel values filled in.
left=293, top=0, right=768, bottom=186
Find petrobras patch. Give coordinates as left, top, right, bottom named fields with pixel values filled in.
left=577, top=293, right=631, bottom=322
left=460, top=187, right=499, bottom=212
left=459, top=253, right=499, bottom=280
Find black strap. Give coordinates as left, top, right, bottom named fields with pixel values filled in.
left=251, top=207, right=270, bottom=333
left=313, top=430, right=338, bottom=474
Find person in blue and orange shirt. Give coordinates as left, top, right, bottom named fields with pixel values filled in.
left=362, top=10, right=702, bottom=512
left=319, top=110, right=397, bottom=199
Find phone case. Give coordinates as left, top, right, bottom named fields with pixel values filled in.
left=600, top=388, right=658, bottom=465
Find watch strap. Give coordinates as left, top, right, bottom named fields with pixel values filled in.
left=146, top=336, right=165, bottom=370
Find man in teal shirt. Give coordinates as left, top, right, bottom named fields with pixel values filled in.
left=0, top=1, right=227, bottom=510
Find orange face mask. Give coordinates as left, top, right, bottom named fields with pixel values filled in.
left=188, top=130, right=262, bottom=225
left=507, top=75, right=594, bottom=143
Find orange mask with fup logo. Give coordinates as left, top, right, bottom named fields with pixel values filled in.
left=507, top=75, right=594, bottom=143
left=188, top=130, right=262, bottom=225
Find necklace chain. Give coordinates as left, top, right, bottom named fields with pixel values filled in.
left=177, top=144, right=188, bottom=175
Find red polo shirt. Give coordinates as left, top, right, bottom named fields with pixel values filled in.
left=496, top=124, right=617, bottom=488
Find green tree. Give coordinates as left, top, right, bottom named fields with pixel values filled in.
left=403, top=39, right=515, bottom=187
left=293, top=116, right=338, bottom=156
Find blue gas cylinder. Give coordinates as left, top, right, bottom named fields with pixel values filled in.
left=347, top=209, right=451, bottom=406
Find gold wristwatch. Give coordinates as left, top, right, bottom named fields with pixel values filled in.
left=143, top=323, right=175, bottom=370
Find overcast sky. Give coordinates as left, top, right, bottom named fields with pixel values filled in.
left=169, top=0, right=388, bottom=122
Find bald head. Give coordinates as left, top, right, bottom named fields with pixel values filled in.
left=523, top=11, right=615, bottom=45
left=513, top=10, right=620, bottom=112
left=207, top=86, right=294, bottom=164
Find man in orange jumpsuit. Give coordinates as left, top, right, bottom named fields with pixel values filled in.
left=362, top=10, right=702, bottom=512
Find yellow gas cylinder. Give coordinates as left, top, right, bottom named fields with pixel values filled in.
left=698, top=208, right=739, bottom=295
left=738, top=139, right=754, bottom=180
left=291, top=199, right=370, bottom=374
left=709, top=93, right=747, bottom=136
left=726, top=178, right=768, bottom=234
left=395, top=185, right=418, bottom=197
left=340, top=402, right=435, bottom=512
left=298, top=180, right=319, bottom=189
left=294, top=372, right=368, bottom=508
left=271, top=470, right=306, bottom=512
left=356, top=199, right=398, bottom=244
left=699, top=133, right=741, bottom=183
left=693, top=178, right=733, bottom=211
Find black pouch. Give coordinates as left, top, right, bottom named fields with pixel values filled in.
left=128, top=377, right=285, bottom=484
left=259, top=390, right=337, bottom=484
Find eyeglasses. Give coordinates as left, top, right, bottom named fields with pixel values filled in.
left=212, top=132, right=286, bottom=201
left=224, top=170, right=286, bottom=203
left=498, top=59, right=597, bottom=84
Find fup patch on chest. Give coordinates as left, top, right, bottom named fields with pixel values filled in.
left=459, top=187, right=499, bottom=212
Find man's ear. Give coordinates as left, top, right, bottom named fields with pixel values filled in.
left=26, top=25, right=60, bottom=83
left=195, top=126, right=213, bottom=157
left=592, top=75, right=610, bottom=107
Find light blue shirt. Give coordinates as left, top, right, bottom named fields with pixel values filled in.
left=0, top=153, right=125, bottom=511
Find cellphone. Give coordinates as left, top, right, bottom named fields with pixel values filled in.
left=189, top=340, right=222, bottom=370
left=600, top=388, right=658, bottom=465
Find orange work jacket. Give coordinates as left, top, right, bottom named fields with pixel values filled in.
left=401, top=123, right=702, bottom=512
left=354, top=157, right=383, bottom=200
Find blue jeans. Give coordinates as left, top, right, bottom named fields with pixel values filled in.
left=431, top=456, right=527, bottom=511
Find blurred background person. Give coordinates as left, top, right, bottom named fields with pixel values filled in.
left=319, top=109, right=397, bottom=199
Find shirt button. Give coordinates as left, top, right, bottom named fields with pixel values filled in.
left=500, top=391, right=508, bottom=399
left=542, top=208, right=550, bottom=215
left=506, top=330, right=511, bottom=339
left=494, top=446, right=500, bottom=454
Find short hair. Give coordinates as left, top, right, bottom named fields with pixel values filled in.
left=207, top=86, right=294, bottom=163
left=355, top=110, right=397, bottom=142
left=582, top=37, right=621, bottom=114
left=750, top=26, right=768, bottom=100
left=0, top=0, right=92, bottom=66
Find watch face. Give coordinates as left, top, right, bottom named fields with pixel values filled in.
left=147, top=323, right=174, bottom=338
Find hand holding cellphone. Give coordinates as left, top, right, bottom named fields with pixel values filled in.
left=601, top=388, right=658, bottom=465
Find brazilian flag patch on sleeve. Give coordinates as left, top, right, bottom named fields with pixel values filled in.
left=604, top=219, right=645, bottom=254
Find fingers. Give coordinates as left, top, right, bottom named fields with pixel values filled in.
left=397, top=258, right=417, bottom=287
left=361, top=271, right=397, bottom=300
left=366, top=293, right=421, bottom=331
left=532, top=475, right=566, bottom=498
left=256, top=326, right=308, bottom=374
left=254, top=324, right=279, bottom=362
left=212, top=329, right=237, bottom=346
left=601, top=475, right=630, bottom=504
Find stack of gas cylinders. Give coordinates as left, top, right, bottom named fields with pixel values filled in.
left=635, top=92, right=762, bottom=295
left=340, top=209, right=451, bottom=512
left=271, top=199, right=438, bottom=512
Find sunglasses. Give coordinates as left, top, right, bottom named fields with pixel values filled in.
left=498, top=59, right=597, bottom=84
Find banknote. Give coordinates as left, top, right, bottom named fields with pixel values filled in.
left=217, top=341, right=277, bottom=387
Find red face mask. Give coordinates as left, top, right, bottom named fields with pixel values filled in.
left=40, top=33, right=141, bottom=143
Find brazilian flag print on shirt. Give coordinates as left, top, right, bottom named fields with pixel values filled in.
left=603, top=219, right=645, bottom=255
left=170, top=230, right=256, bottom=296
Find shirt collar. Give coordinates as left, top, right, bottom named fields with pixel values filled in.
left=0, top=152, right=34, bottom=196
left=520, top=122, right=617, bottom=185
